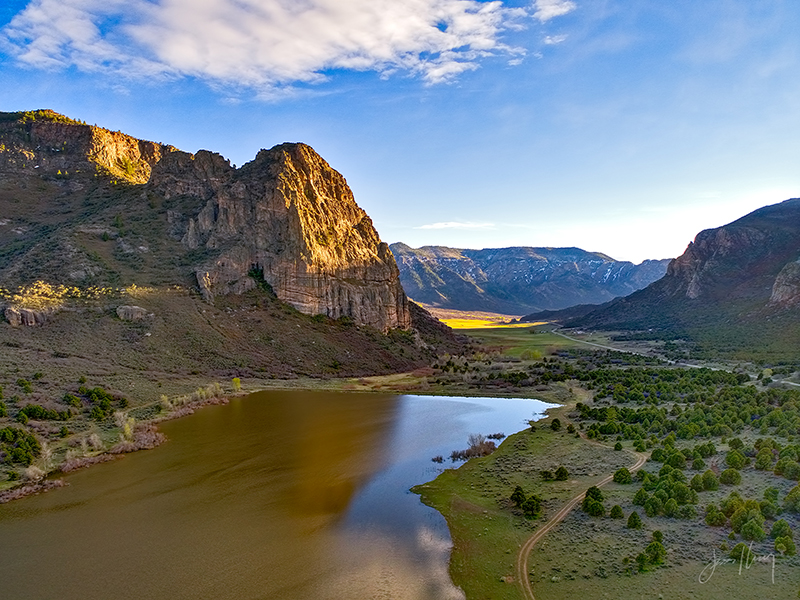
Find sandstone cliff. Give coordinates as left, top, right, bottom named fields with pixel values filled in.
left=152, top=144, right=410, bottom=331
left=0, top=110, right=410, bottom=331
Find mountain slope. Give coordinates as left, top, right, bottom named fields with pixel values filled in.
left=556, top=198, right=800, bottom=358
left=390, top=243, right=669, bottom=314
left=0, top=110, right=465, bottom=383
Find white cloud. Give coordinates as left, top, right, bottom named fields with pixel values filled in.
left=532, top=0, right=576, bottom=23
left=543, top=34, right=567, bottom=45
left=0, top=0, right=562, bottom=89
left=415, top=221, right=496, bottom=229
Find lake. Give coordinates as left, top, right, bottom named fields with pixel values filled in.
left=0, top=390, right=555, bottom=599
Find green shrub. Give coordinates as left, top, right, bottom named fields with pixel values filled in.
left=627, top=511, right=643, bottom=529
left=730, top=507, right=749, bottom=533
left=705, top=508, right=727, bottom=527
left=0, top=426, right=41, bottom=466
left=771, top=519, right=793, bottom=540
left=633, top=488, right=649, bottom=505
left=511, top=485, right=526, bottom=507
left=760, top=499, right=778, bottom=520
left=692, top=457, right=706, bottom=471
left=555, top=465, right=569, bottom=480
left=584, top=498, right=605, bottom=517
left=63, top=394, right=82, bottom=408
left=702, top=469, right=720, bottom=490
left=610, top=504, right=624, bottom=518
left=645, top=540, right=667, bottom=565
left=729, top=543, right=754, bottom=562
left=521, top=495, right=543, bottom=518
left=784, top=461, right=800, bottom=481
left=583, top=486, right=604, bottom=506
left=613, top=467, right=632, bottom=484
left=667, top=452, right=687, bottom=469
left=725, top=450, right=748, bottom=469
left=550, top=418, right=561, bottom=431
left=644, top=496, right=663, bottom=517
left=783, top=485, right=800, bottom=513
left=755, top=448, right=775, bottom=470
left=614, top=441, right=622, bottom=451
left=18, top=404, right=69, bottom=421
left=720, top=468, right=742, bottom=485
left=741, top=518, right=767, bottom=542
left=775, top=536, right=796, bottom=556
left=762, top=487, right=779, bottom=505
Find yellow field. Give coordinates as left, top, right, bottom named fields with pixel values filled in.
left=441, top=318, right=545, bottom=329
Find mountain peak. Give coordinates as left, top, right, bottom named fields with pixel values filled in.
left=0, top=110, right=410, bottom=331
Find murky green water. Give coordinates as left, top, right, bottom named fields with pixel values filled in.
left=0, top=391, right=554, bottom=599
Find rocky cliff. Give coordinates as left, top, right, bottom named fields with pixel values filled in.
left=152, top=144, right=410, bottom=331
left=0, top=110, right=409, bottom=331
left=553, top=198, right=800, bottom=357
left=390, top=243, right=669, bottom=314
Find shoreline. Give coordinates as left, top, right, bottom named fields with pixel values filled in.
left=0, top=372, right=571, bottom=504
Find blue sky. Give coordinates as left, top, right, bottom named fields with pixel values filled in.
left=1, top=0, right=798, bottom=263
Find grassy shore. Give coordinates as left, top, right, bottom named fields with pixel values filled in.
left=412, top=401, right=635, bottom=599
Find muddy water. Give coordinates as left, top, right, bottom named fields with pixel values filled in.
left=0, top=391, right=554, bottom=600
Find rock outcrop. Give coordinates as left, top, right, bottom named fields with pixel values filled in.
left=0, top=109, right=173, bottom=183
left=150, top=143, right=410, bottom=331
left=116, top=305, right=150, bottom=321
left=769, top=260, right=800, bottom=307
left=0, top=110, right=411, bottom=332
left=4, top=306, right=54, bottom=326
left=553, top=198, right=800, bottom=340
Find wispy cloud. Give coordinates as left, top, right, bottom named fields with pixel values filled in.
left=532, top=0, right=576, bottom=23
left=543, top=34, right=567, bottom=45
left=0, top=0, right=579, bottom=89
left=415, top=221, right=496, bottom=229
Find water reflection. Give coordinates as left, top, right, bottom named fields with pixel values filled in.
left=0, top=391, right=554, bottom=600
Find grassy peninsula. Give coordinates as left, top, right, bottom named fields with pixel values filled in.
left=413, top=321, right=800, bottom=600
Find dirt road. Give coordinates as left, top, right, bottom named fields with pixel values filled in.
left=515, top=447, right=647, bottom=600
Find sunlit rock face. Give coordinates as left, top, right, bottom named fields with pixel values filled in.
left=0, top=111, right=411, bottom=332
left=151, top=143, right=411, bottom=331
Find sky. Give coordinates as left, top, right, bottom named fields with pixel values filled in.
left=1, top=0, right=799, bottom=263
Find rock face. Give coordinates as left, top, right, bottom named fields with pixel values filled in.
left=770, top=261, right=800, bottom=307
left=0, top=110, right=410, bottom=332
left=558, top=198, right=800, bottom=334
left=390, top=243, right=670, bottom=314
left=0, top=109, right=173, bottom=183
left=151, top=143, right=410, bottom=331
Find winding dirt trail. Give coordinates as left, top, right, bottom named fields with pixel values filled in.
left=515, top=446, right=647, bottom=600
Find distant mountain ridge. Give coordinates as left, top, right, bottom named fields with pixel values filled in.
left=529, top=198, right=800, bottom=358
left=390, top=243, right=670, bottom=315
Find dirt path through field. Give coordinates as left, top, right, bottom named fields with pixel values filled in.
left=515, top=444, right=647, bottom=600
